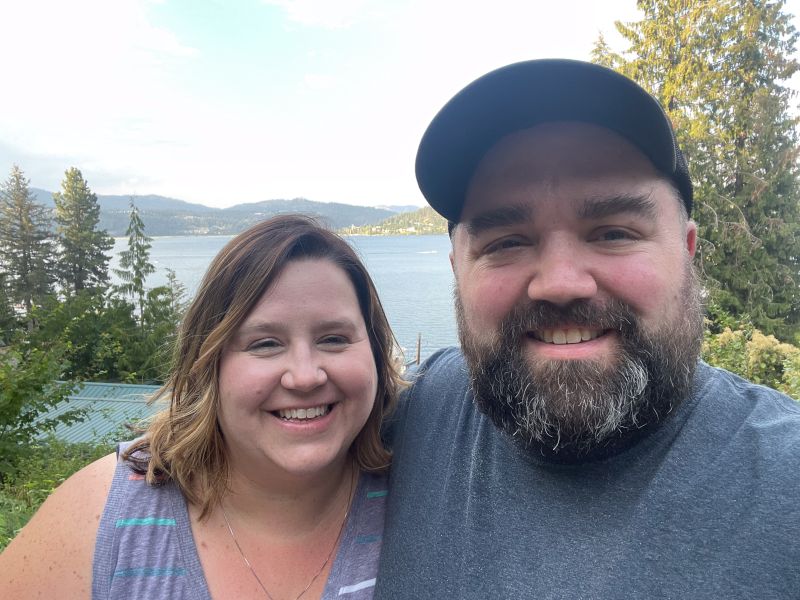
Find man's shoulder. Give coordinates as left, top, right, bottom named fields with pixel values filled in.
left=417, top=346, right=466, bottom=372
left=693, top=361, right=800, bottom=458
left=404, top=346, right=470, bottom=403
left=384, top=347, right=475, bottom=445
left=696, top=361, right=800, bottom=420
left=413, top=346, right=467, bottom=375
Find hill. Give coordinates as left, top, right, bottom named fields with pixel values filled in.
left=339, top=206, right=448, bottom=235
left=30, top=189, right=401, bottom=236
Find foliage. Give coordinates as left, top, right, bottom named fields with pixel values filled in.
left=29, top=291, right=138, bottom=381
left=53, top=168, right=114, bottom=294
left=0, top=436, right=112, bottom=550
left=113, top=199, right=155, bottom=325
left=0, top=171, right=190, bottom=549
left=135, top=271, right=187, bottom=382
left=593, top=0, right=800, bottom=341
left=0, top=165, right=55, bottom=316
left=28, top=273, right=186, bottom=384
left=782, top=353, right=800, bottom=399
left=0, top=342, right=84, bottom=481
left=0, top=272, right=18, bottom=344
left=703, top=323, right=800, bottom=399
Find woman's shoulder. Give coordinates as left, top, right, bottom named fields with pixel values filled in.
left=0, top=452, right=117, bottom=600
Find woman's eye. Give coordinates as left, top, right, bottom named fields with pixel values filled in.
left=247, top=338, right=280, bottom=352
left=320, top=335, right=349, bottom=346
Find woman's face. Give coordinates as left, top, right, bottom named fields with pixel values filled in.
left=217, top=258, right=378, bottom=482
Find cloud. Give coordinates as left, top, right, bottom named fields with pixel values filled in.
left=0, top=138, right=159, bottom=196
left=303, top=73, right=335, bottom=90
left=262, top=0, right=371, bottom=29
left=0, top=0, right=201, bottom=191
left=0, top=1, right=197, bottom=136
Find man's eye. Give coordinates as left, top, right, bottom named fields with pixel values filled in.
left=594, top=229, right=637, bottom=242
left=485, top=237, right=524, bottom=253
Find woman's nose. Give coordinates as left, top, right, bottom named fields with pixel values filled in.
left=280, top=348, right=328, bottom=391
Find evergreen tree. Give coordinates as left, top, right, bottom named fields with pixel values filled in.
left=0, top=272, right=17, bottom=343
left=30, top=291, right=137, bottom=381
left=593, top=0, right=800, bottom=341
left=162, top=268, right=188, bottom=325
left=0, top=165, right=55, bottom=317
left=113, top=199, right=155, bottom=324
left=53, top=168, right=114, bottom=294
left=136, top=270, right=188, bottom=382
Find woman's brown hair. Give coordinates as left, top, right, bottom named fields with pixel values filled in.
left=125, top=214, right=402, bottom=518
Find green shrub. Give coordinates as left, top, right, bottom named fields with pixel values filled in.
left=0, top=436, right=112, bottom=550
left=781, top=353, right=800, bottom=399
left=0, top=490, right=33, bottom=550
left=703, top=326, right=748, bottom=375
left=745, top=331, right=800, bottom=389
left=0, top=343, right=83, bottom=480
left=703, top=325, right=800, bottom=400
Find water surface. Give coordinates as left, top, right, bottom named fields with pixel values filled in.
left=111, top=234, right=458, bottom=362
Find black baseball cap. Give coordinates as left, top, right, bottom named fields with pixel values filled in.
left=415, top=59, right=693, bottom=222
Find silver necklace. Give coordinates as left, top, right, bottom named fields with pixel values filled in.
left=220, top=467, right=356, bottom=600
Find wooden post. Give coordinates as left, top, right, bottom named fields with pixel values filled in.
left=416, top=333, right=421, bottom=365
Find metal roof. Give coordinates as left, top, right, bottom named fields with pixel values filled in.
left=43, top=382, right=166, bottom=444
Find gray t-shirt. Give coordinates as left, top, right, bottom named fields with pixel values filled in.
left=93, top=448, right=387, bottom=599
left=375, top=348, right=800, bottom=599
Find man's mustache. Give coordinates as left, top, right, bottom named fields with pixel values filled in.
left=499, top=298, right=639, bottom=340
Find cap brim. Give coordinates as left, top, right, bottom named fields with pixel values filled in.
left=416, top=59, right=679, bottom=222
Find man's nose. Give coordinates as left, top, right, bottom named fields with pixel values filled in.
left=280, top=347, right=328, bottom=392
left=526, top=237, right=598, bottom=306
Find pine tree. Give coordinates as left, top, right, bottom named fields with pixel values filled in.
left=0, top=272, right=17, bottom=343
left=113, top=199, right=155, bottom=325
left=0, top=165, right=55, bottom=317
left=136, top=269, right=188, bottom=382
left=593, top=0, right=800, bottom=341
left=53, top=168, right=114, bottom=295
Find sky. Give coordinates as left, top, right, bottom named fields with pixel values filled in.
left=2, top=0, right=800, bottom=209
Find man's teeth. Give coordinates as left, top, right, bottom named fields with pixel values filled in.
left=537, top=328, right=600, bottom=344
left=278, top=405, right=330, bottom=420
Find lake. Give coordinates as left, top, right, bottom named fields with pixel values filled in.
left=110, top=234, right=459, bottom=362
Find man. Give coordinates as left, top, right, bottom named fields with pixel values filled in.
left=375, top=60, right=800, bottom=598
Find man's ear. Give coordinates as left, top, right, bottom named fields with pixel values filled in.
left=449, top=250, right=455, bottom=274
left=686, top=220, right=698, bottom=259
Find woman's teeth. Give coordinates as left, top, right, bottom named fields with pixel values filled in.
left=277, top=405, right=330, bottom=420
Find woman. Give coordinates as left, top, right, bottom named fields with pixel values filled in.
left=0, top=215, right=403, bottom=599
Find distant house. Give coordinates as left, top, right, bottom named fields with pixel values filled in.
left=45, top=382, right=163, bottom=444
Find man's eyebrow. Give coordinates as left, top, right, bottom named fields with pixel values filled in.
left=464, top=204, right=533, bottom=236
left=578, top=194, right=658, bottom=221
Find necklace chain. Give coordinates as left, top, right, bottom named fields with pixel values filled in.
left=221, top=467, right=356, bottom=600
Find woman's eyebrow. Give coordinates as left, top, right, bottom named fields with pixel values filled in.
left=578, top=194, right=658, bottom=221
left=237, top=318, right=358, bottom=336
left=234, top=321, right=281, bottom=336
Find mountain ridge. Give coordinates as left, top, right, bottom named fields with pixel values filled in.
left=30, top=188, right=419, bottom=236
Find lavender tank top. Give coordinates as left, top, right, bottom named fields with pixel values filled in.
left=92, top=445, right=388, bottom=599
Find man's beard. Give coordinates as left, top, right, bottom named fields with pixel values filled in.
left=456, top=267, right=704, bottom=462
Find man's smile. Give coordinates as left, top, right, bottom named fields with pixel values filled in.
left=528, top=328, right=605, bottom=344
